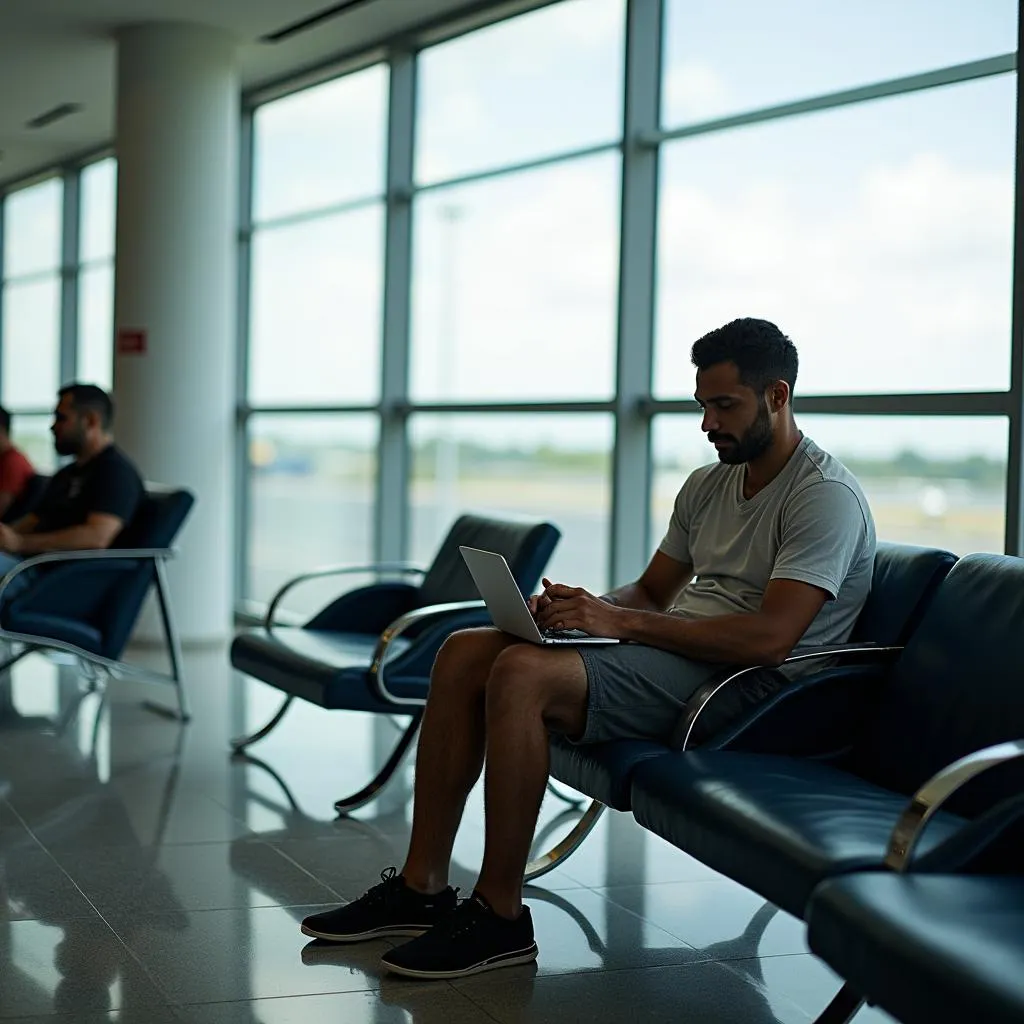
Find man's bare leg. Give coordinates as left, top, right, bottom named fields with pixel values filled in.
left=473, top=646, right=589, bottom=919
left=401, top=627, right=521, bottom=895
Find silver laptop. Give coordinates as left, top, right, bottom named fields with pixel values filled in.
left=460, top=546, right=620, bottom=646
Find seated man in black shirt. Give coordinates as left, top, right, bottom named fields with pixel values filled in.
left=0, top=384, right=143, bottom=574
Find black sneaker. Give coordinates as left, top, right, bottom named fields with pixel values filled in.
left=381, top=892, right=539, bottom=980
left=300, top=867, right=458, bottom=943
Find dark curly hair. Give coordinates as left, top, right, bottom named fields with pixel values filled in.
left=59, top=383, right=115, bottom=430
left=691, top=318, right=799, bottom=403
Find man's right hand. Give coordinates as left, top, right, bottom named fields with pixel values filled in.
left=0, top=523, right=22, bottom=554
left=527, top=577, right=555, bottom=621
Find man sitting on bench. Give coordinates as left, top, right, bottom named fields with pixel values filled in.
left=301, top=318, right=877, bottom=980
left=0, top=384, right=143, bottom=590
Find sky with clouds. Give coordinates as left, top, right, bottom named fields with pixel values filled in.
left=1, top=0, right=1019, bottom=467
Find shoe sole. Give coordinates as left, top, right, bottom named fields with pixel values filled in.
left=382, top=942, right=540, bottom=980
left=300, top=924, right=429, bottom=943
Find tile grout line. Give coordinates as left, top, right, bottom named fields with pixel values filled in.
left=3, top=797, right=184, bottom=1013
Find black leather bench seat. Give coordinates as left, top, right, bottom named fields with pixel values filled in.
left=231, top=629, right=419, bottom=711
left=631, top=750, right=967, bottom=917
left=808, top=873, right=1024, bottom=1024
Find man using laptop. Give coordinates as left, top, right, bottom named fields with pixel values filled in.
left=301, top=318, right=876, bottom=980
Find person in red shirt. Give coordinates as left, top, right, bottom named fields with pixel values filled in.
left=0, top=406, right=35, bottom=521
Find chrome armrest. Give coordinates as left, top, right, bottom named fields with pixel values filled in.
left=678, top=643, right=903, bottom=751
left=0, top=547, right=178, bottom=604
left=885, top=739, right=1024, bottom=870
left=369, top=599, right=487, bottom=707
left=265, top=562, right=425, bottom=629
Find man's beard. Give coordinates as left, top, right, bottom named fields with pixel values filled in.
left=710, top=402, right=774, bottom=465
left=54, top=433, right=83, bottom=457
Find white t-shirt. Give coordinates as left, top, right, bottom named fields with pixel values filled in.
left=658, top=435, right=876, bottom=649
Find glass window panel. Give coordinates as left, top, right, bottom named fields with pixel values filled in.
left=247, top=205, right=384, bottom=406
left=415, top=0, right=625, bottom=185
left=246, top=414, right=378, bottom=613
left=409, top=413, right=613, bottom=593
left=78, top=263, right=114, bottom=390
left=2, top=277, right=61, bottom=409
left=80, top=158, right=117, bottom=263
left=410, top=156, right=620, bottom=402
left=252, top=65, right=388, bottom=223
left=654, top=76, right=1016, bottom=397
left=3, top=178, right=63, bottom=277
left=662, top=0, right=1018, bottom=127
left=10, top=414, right=58, bottom=473
left=651, top=415, right=1007, bottom=558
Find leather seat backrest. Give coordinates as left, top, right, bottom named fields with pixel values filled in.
left=852, top=553, right=1024, bottom=813
left=849, top=542, right=957, bottom=646
left=417, top=514, right=560, bottom=607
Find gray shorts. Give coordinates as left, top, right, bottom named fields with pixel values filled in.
left=572, top=642, right=783, bottom=747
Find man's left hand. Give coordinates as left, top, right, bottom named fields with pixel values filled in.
left=0, top=524, right=23, bottom=554
left=536, top=583, right=630, bottom=638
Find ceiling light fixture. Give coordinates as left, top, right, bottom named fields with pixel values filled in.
left=262, top=0, right=371, bottom=43
left=25, top=103, right=83, bottom=130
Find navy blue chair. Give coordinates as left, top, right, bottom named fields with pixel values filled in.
left=230, top=513, right=560, bottom=814
left=806, top=739, right=1024, bottom=1024
left=0, top=487, right=195, bottom=720
left=1, top=473, right=50, bottom=525
left=526, top=542, right=957, bottom=880
left=628, top=553, right=1024, bottom=1013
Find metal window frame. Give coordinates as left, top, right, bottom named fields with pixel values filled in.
left=59, top=165, right=81, bottom=385
left=234, top=108, right=256, bottom=606
left=376, top=50, right=417, bottom=564
left=235, top=0, right=1024, bottom=614
left=1008, top=8, right=1024, bottom=557
left=610, top=0, right=661, bottom=581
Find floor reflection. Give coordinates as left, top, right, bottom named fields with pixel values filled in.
left=0, top=647, right=877, bottom=1023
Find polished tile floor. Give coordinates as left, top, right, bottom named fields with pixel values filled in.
left=0, top=646, right=899, bottom=1023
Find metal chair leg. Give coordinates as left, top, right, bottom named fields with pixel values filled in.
left=144, top=559, right=192, bottom=722
left=0, top=644, right=37, bottom=677
left=524, top=799, right=606, bottom=881
left=230, top=694, right=295, bottom=751
left=545, top=778, right=586, bottom=808
left=334, top=712, right=424, bottom=815
left=233, top=750, right=319, bottom=820
left=811, top=982, right=866, bottom=1024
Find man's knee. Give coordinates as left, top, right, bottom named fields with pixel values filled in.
left=486, top=646, right=588, bottom=731
left=430, top=627, right=511, bottom=697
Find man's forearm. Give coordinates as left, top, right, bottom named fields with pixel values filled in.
left=601, top=581, right=665, bottom=612
left=16, top=525, right=109, bottom=554
left=616, top=608, right=788, bottom=667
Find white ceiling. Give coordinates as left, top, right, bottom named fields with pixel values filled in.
left=0, top=0, right=500, bottom=186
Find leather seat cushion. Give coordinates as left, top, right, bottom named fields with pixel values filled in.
left=630, top=751, right=966, bottom=917
left=549, top=735, right=672, bottom=810
left=3, top=611, right=104, bottom=657
left=230, top=628, right=424, bottom=711
left=808, top=873, right=1024, bottom=1024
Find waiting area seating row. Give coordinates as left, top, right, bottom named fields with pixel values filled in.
left=557, top=548, right=1024, bottom=1024
left=229, top=524, right=1024, bottom=1023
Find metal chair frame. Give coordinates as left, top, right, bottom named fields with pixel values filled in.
left=230, top=561, right=488, bottom=814
left=0, top=547, right=188, bottom=721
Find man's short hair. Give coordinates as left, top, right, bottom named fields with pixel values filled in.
left=691, top=318, right=799, bottom=402
left=59, top=383, right=115, bottom=430
left=0, top=406, right=10, bottom=436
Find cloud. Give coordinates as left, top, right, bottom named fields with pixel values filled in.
left=663, top=62, right=734, bottom=123
left=655, top=150, right=1014, bottom=400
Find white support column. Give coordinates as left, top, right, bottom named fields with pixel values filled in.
left=113, top=23, right=239, bottom=641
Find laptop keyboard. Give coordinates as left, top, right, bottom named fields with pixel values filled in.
left=541, top=627, right=591, bottom=640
